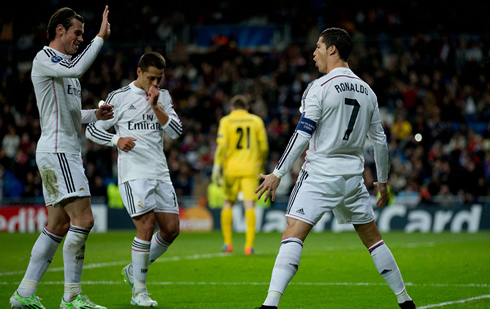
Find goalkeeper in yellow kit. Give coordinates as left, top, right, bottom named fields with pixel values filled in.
left=212, top=95, right=269, bottom=254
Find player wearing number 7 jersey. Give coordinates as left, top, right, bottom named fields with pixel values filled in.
left=255, top=28, right=416, bottom=309
left=212, top=95, right=268, bottom=255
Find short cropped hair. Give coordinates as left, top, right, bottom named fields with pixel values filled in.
left=320, top=27, right=352, bottom=61
left=231, top=95, right=249, bottom=110
left=47, top=8, right=84, bottom=42
left=138, top=52, right=167, bottom=72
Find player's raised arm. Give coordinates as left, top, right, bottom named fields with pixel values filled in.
left=97, top=5, right=111, bottom=40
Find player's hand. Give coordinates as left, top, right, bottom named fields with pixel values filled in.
left=211, top=164, right=223, bottom=186
left=148, top=85, right=160, bottom=107
left=255, top=173, right=281, bottom=202
left=97, top=5, right=110, bottom=40
left=117, top=137, right=136, bottom=152
left=95, top=104, right=114, bottom=120
left=374, top=182, right=389, bottom=208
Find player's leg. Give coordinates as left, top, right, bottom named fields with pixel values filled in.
left=131, top=211, right=156, bottom=295
left=259, top=170, right=323, bottom=309
left=61, top=196, right=97, bottom=305
left=260, top=217, right=312, bottom=308
left=243, top=199, right=255, bottom=254
left=11, top=207, right=68, bottom=309
left=242, top=176, right=258, bottom=254
left=222, top=175, right=238, bottom=252
left=345, top=175, right=415, bottom=308
left=354, top=221, right=415, bottom=308
left=151, top=212, right=180, bottom=263
left=119, top=179, right=161, bottom=307
left=149, top=180, right=180, bottom=264
left=34, top=153, right=98, bottom=305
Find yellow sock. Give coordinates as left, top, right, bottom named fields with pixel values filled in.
left=221, top=208, right=233, bottom=245
left=245, top=208, right=256, bottom=248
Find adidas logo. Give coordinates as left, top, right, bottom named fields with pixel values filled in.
left=296, top=208, right=305, bottom=215
left=380, top=269, right=392, bottom=275
left=128, top=104, right=136, bottom=110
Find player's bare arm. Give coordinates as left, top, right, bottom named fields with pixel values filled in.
left=95, top=104, right=114, bottom=120
left=148, top=85, right=170, bottom=126
left=374, top=182, right=390, bottom=208
left=255, top=173, right=281, bottom=202
left=97, top=5, right=111, bottom=40
left=117, top=137, right=136, bottom=152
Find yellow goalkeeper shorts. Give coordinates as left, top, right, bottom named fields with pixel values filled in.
left=223, top=175, right=258, bottom=202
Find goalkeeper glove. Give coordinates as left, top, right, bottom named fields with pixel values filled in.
left=212, top=164, right=223, bottom=186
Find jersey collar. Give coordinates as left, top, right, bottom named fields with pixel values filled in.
left=129, top=81, right=147, bottom=95
left=231, top=109, right=248, bottom=115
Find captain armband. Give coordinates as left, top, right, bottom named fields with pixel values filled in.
left=295, top=113, right=316, bottom=136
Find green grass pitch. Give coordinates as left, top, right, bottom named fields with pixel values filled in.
left=1, top=231, right=489, bottom=308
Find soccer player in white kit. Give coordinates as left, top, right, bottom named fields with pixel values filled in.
left=255, top=28, right=416, bottom=309
left=86, top=52, right=182, bottom=307
left=9, top=6, right=112, bottom=309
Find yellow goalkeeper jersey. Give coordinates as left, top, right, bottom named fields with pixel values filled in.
left=215, top=109, right=268, bottom=177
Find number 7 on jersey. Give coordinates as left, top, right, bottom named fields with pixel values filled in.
left=343, top=98, right=360, bottom=141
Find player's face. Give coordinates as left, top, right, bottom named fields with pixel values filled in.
left=137, top=66, right=164, bottom=93
left=60, top=19, right=84, bottom=55
left=313, top=37, right=328, bottom=73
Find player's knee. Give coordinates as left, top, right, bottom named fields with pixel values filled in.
left=161, top=222, right=180, bottom=241
left=79, top=216, right=95, bottom=230
left=167, top=224, right=180, bottom=241
left=70, top=212, right=94, bottom=230
left=47, top=220, right=71, bottom=236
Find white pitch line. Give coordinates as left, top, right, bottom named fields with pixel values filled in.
left=418, top=294, right=490, bottom=308
left=0, top=252, right=230, bottom=277
left=1, top=281, right=489, bottom=288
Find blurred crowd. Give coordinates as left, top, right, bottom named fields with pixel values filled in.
left=0, top=1, right=489, bottom=207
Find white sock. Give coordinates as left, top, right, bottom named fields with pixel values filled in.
left=369, top=240, right=410, bottom=299
left=17, top=228, right=63, bottom=297
left=132, top=237, right=151, bottom=295
left=264, top=238, right=303, bottom=307
left=63, top=226, right=90, bottom=301
left=396, top=288, right=413, bottom=303
left=149, top=231, right=171, bottom=264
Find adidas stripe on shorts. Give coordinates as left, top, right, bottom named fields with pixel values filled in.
left=286, top=169, right=375, bottom=225
left=119, top=179, right=180, bottom=217
left=36, top=152, right=91, bottom=206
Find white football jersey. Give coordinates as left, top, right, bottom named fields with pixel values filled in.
left=274, top=67, right=388, bottom=182
left=85, top=82, right=183, bottom=184
left=32, top=37, right=104, bottom=154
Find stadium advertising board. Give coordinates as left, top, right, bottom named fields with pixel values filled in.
left=0, top=205, right=108, bottom=233
left=218, top=204, right=489, bottom=233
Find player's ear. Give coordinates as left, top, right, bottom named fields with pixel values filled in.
left=56, top=24, right=65, bottom=37
left=329, top=45, right=336, bottom=55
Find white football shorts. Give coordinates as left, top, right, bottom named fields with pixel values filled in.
left=119, top=179, right=180, bottom=217
left=36, top=152, right=91, bottom=206
left=286, top=169, right=375, bottom=225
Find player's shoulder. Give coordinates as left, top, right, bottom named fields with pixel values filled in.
left=158, top=88, right=172, bottom=102
left=35, top=47, right=53, bottom=60
left=158, top=88, right=170, bottom=95
left=106, top=84, right=132, bottom=105
left=33, top=47, right=61, bottom=67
